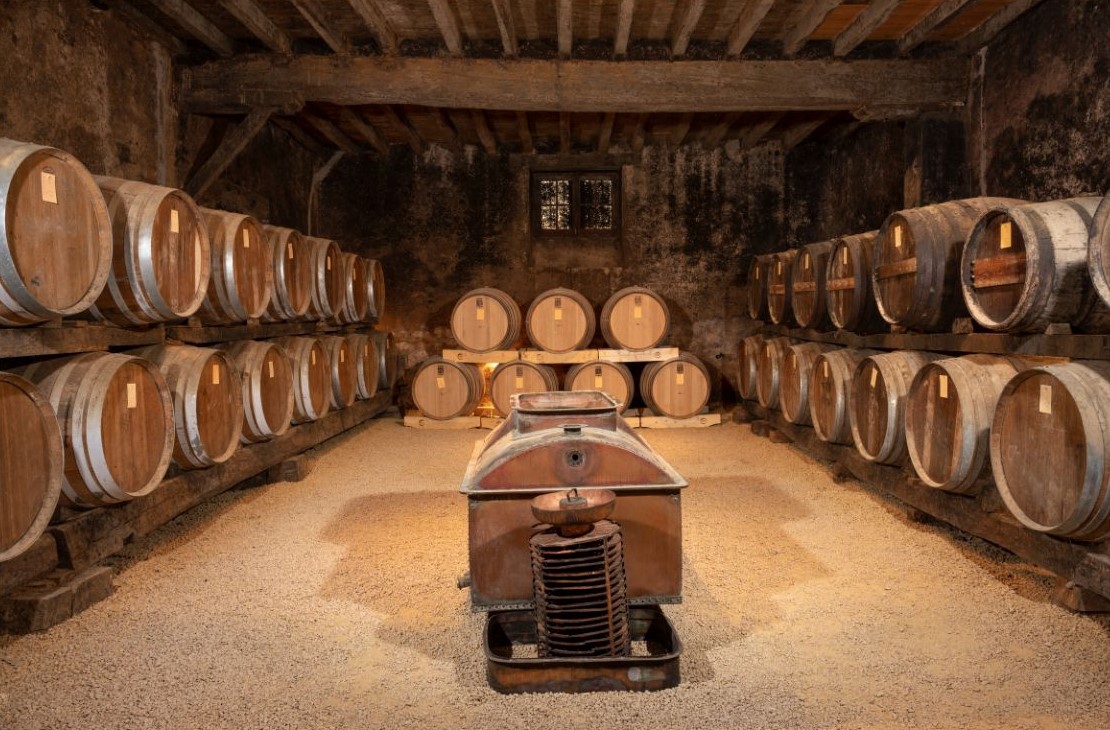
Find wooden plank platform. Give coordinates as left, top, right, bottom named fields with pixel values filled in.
left=404, top=410, right=483, bottom=429
left=520, top=348, right=600, bottom=364
left=440, top=347, right=683, bottom=364
left=0, top=322, right=165, bottom=360
left=167, top=320, right=352, bottom=344
left=636, top=409, right=721, bottom=429
left=598, top=346, right=680, bottom=363
left=442, top=349, right=519, bottom=364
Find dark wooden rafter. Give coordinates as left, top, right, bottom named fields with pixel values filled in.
left=490, top=0, right=518, bottom=57
left=702, top=112, right=741, bottom=147
left=344, top=0, right=399, bottom=54
left=185, top=107, right=276, bottom=197
left=559, top=112, right=572, bottom=155
left=147, top=0, right=235, bottom=56
left=597, top=111, right=616, bottom=154
left=432, top=109, right=463, bottom=151
left=302, top=111, right=361, bottom=153
left=631, top=113, right=648, bottom=155
left=727, top=0, right=775, bottom=57
left=739, top=111, right=785, bottom=149
left=471, top=110, right=498, bottom=155
left=110, top=0, right=188, bottom=55
left=557, top=0, right=573, bottom=59
left=898, top=0, right=974, bottom=54
left=957, top=0, right=1046, bottom=54
left=289, top=0, right=351, bottom=54
left=671, top=0, right=707, bottom=58
left=217, top=0, right=290, bottom=54
left=515, top=111, right=534, bottom=154
left=782, top=0, right=842, bottom=56
left=381, top=106, right=425, bottom=154
left=336, top=107, right=390, bottom=156
left=427, top=0, right=464, bottom=55
left=672, top=112, right=695, bottom=146
left=834, top=0, right=903, bottom=57
left=614, top=0, right=636, bottom=58
left=779, top=115, right=830, bottom=151
left=272, top=116, right=331, bottom=157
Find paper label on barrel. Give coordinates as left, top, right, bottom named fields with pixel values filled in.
left=594, top=374, right=604, bottom=389
left=804, top=254, right=810, bottom=270
left=243, top=229, right=250, bottom=249
left=1000, top=221, right=1012, bottom=250
left=822, top=361, right=828, bottom=377
left=634, top=306, right=642, bottom=319
left=327, top=256, right=332, bottom=271
left=554, top=308, right=563, bottom=321
left=870, top=367, right=878, bottom=388
left=1039, top=384, right=1052, bottom=414
left=436, top=376, right=446, bottom=389
left=894, top=225, right=903, bottom=248
left=777, top=261, right=782, bottom=274
left=127, top=383, right=137, bottom=409
left=755, top=267, right=760, bottom=279
left=939, top=374, right=948, bottom=399
left=476, top=306, right=485, bottom=321
left=287, top=243, right=294, bottom=260
left=41, top=171, right=57, bottom=204
left=340, top=349, right=345, bottom=363
left=842, top=247, right=849, bottom=265
left=268, top=360, right=275, bottom=378
left=676, top=372, right=685, bottom=386
left=515, top=376, right=525, bottom=389
left=311, top=350, right=316, bottom=365
left=170, top=209, right=180, bottom=233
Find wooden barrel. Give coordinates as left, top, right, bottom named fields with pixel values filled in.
left=641, top=352, right=711, bottom=419
left=371, top=330, right=398, bottom=390
left=525, top=288, right=596, bottom=353
left=790, top=241, right=834, bottom=329
left=273, top=336, right=332, bottom=424
left=991, top=362, right=1110, bottom=540
left=346, top=333, right=380, bottom=399
left=489, top=360, right=559, bottom=417
left=199, top=208, right=273, bottom=323
left=1090, top=196, right=1110, bottom=313
left=906, top=355, right=1022, bottom=494
left=0, top=139, right=112, bottom=325
left=304, top=236, right=344, bottom=321
left=737, top=334, right=764, bottom=401
left=364, top=257, right=385, bottom=321
left=872, top=197, right=1023, bottom=332
left=809, top=348, right=877, bottom=444
left=452, top=287, right=521, bottom=352
left=260, top=225, right=312, bottom=322
left=564, top=360, right=635, bottom=413
left=779, top=342, right=837, bottom=425
left=320, top=335, right=358, bottom=409
left=0, top=372, right=63, bottom=562
left=334, top=253, right=369, bottom=324
left=747, top=254, right=773, bottom=320
left=136, top=345, right=244, bottom=469
left=90, top=177, right=210, bottom=325
left=411, top=357, right=483, bottom=420
left=18, top=352, right=174, bottom=506
left=961, top=197, right=1110, bottom=333
left=599, top=286, right=670, bottom=350
left=826, top=232, right=883, bottom=333
left=221, top=340, right=294, bottom=444
left=767, top=250, right=798, bottom=326
left=850, top=350, right=941, bottom=464
left=755, top=337, right=794, bottom=409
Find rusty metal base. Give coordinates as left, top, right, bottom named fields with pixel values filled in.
left=484, top=605, right=681, bottom=694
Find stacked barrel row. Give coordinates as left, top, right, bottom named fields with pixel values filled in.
left=749, top=195, right=1110, bottom=335
left=411, top=286, right=710, bottom=420
left=0, top=137, right=385, bottom=328
left=740, top=334, right=1110, bottom=543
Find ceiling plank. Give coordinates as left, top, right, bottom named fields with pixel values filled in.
left=381, top=106, right=425, bottom=154
left=631, top=113, right=648, bottom=155
left=185, top=107, right=273, bottom=197
left=703, top=112, right=741, bottom=147
left=782, top=0, right=842, bottom=56
left=739, top=111, right=785, bottom=148
left=560, top=112, right=572, bottom=155
left=727, top=0, right=775, bottom=57
left=273, top=117, right=330, bottom=157
left=516, top=112, right=534, bottom=154
left=108, top=0, right=188, bottom=55
left=344, top=0, right=399, bottom=54
left=614, top=0, right=636, bottom=57
left=431, top=109, right=462, bottom=152
left=898, top=0, right=974, bottom=54
left=185, top=57, right=968, bottom=115
left=147, top=0, right=235, bottom=56
left=672, top=0, right=707, bottom=58
left=597, top=112, right=615, bottom=154
left=337, top=107, right=391, bottom=156
left=289, top=0, right=350, bottom=54
left=834, top=0, right=903, bottom=57
left=672, top=112, right=694, bottom=146
left=956, top=0, right=1046, bottom=55
left=557, top=0, right=573, bottom=58
left=303, top=111, right=361, bottom=153
left=490, top=0, right=518, bottom=57
left=427, top=0, right=464, bottom=55
left=218, top=0, right=290, bottom=54
left=471, top=110, right=498, bottom=155
left=780, top=116, right=830, bottom=151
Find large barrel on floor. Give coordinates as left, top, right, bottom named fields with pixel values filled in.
left=790, top=241, right=834, bottom=330
left=1090, top=197, right=1110, bottom=313
left=411, top=357, right=483, bottom=420
left=371, top=330, right=398, bottom=390
left=346, top=333, right=380, bottom=399
left=135, top=345, right=244, bottom=469
left=747, top=254, right=772, bottom=320
left=489, top=360, right=559, bottom=417
left=599, top=286, right=669, bottom=351
left=767, top=250, right=798, bottom=326
left=90, top=176, right=210, bottom=325
left=17, top=352, right=174, bottom=506
left=850, top=350, right=941, bottom=464
left=221, top=340, right=294, bottom=444
left=961, top=197, right=1109, bottom=333
left=0, top=372, right=63, bottom=562
left=991, top=362, right=1110, bottom=541
left=872, top=197, right=1023, bottom=331
left=261, top=225, right=312, bottom=322
left=335, top=253, right=370, bottom=324
left=755, top=337, right=794, bottom=409
left=826, top=231, right=883, bottom=332
left=641, top=353, right=710, bottom=419
left=779, top=342, right=837, bottom=425
left=305, top=236, right=344, bottom=321
left=809, top=348, right=877, bottom=445
left=320, top=335, right=358, bottom=409
left=0, top=139, right=112, bottom=325
left=199, top=209, right=273, bottom=323
left=364, top=257, right=385, bottom=321
left=737, top=334, right=764, bottom=401
left=273, top=336, right=332, bottom=424
left=451, top=287, right=521, bottom=352
left=906, top=355, right=1022, bottom=494
left=565, top=360, right=635, bottom=413
left=525, top=288, right=596, bottom=353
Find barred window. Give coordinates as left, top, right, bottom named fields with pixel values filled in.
left=532, top=171, right=621, bottom=237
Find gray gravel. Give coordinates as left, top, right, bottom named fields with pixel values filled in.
left=1, top=415, right=1109, bottom=730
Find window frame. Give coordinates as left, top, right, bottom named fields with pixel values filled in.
left=530, top=169, right=622, bottom=239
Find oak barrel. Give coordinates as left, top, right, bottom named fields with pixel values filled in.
left=261, top=225, right=312, bottom=322
left=18, top=352, right=174, bottom=506
left=335, top=253, right=370, bottom=324
left=489, top=360, right=559, bottom=417
left=135, top=345, right=244, bottom=469
left=747, top=254, right=773, bottom=320
left=273, top=336, right=332, bottom=424
left=826, top=232, right=883, bottom=333
left=641, top=352, right=711, bottom=419
left=872, top=197, right=1023, bottom=331
left=737, top=334, right=764, bottom=401
left=371, top=330, right=398, bottom=390
left=90, top=176, right=210, bottom=325
left=346, top=333, right=380, bottom=399
left=199, top=208, right=273, bottom=323
left=0, top=138, right=112, bottom=325
left=364, top=257, right=385, bottom=321
left=809, top=348, right=877, bottom=445
left=779, top=342, right=837, bottom=425
left=321, top=335, right=358, bottom=409
left=525, top=288, right=596, bottom=353
left=991, top=362, right=1110, bottom=541
left=564, top=360, right=635, bottom=413
left=411, top=357, right=483, bottom=420
left=767, top=250, right=798, bottom=326
left=452, top=287, right=521, bottom=352
left=0, top=372, right=63, bottom=562
left=305, top=236, right=344, bottom=321
left=906, top=355, right=1022, bottom=494
left=599, top=286, right=670, bottom=351
left=221, top=340, right=295, bottom=444
left=790, top=241, right=834, bottom=330
left=755, top=337, right=794, bottom=409
left=850, top=350, right=941, bottom=464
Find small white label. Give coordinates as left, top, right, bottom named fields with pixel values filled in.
left=340, top=349, right=345, bottom=363
left=594, top=374, right=604, bottom=389
left=326, top=256, right=332, bottom=271
left=212, top=363, right=220, bottom=385
left=41, top=171, right=57, bottom=204
left=170, top=209, right=180, bottom=233
left=894, top=225, right=903, bottom=248
left=755, top=267, right=760, bottom=280
left=127, top=383, right=137, bottom=409
left=287, top=243, right=294, bottom=260
left=676, top=372, right=685, bottom=386
left=311, top=350, right=316, bottom=365
left=939, top=374, right=948, bottom=399
left=776, top=261, right=782, bottom=274
left=633, top=305, right=642, bottom=319
left=243, top=228, right=250, bottom=249
left=1000, top=221, right=1012, bottom=250
left=515, top=376, right=525, bottom=389
left=268, top=360, right=275, bottom=378
left=822, top=361, right=828, bottom=378
left=842, top=247, right=849, bottom=265
left=476, top=306, right=485, bottom=321
left=553, top=308, right=563, bottom=321
left=870, top=367, right=878, bottom=388
left=804, top=253, right=810, bottom=271
left=436, top=376, right=446, bottom=389
left=1039, top=384, right=1052, bottom=414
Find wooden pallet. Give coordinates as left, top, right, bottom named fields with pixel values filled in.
left=440, top=347, right=682, bottom=365
left=0, top=321, right=165, bottom=361
left=636, top=408, right=721, bottom=429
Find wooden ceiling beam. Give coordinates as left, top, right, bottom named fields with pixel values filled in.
left=217, top=0, right=290, bottom=54
left=782, top=0, right=842, bottom=56
left=303, top=111, right=361, bottom=154
left=344, top=0, right=399, bottom=54
left=381, top=106, right=425, bottom=155
left=185, top=107, right=274, bottom=197
left=272, top=117, right=331, bottom=157
left=779, top=116, right=830, bottom=151
left=490, top=0, right=518, bottom=57
left=336, top=107, right=391, bottom=156
left=426, top=0, right=464, bottom=55
left=559, top=112, right=572, bottom=155
left=739, top=111, right=785, bottom=149
left=516, top=112, right=534, bottom=154
left=471, top=110, right=498, bottom=155
left=834, top=0, right=903, bottom=57
left=957, top=0, right=1045, bottom=55
left=557, top=0, right=573, bottom=58
left=614, top=0, right=635, bottom=58
left=671, top=0, right=706, bottom=58
left=147, top=0, right=235, bottom=56
left=727, top=0, right=775, bottom=57
left=597, top=112, right=615, bottom=154
left=185, top=57, right=968, bottom=115
left=108, top=0, right=187, bottom=55
left=289, top=0, right=350, bottom=55
left=898, top=0, right=974, bottom=54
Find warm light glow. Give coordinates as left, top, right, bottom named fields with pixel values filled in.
left=484, top=362, right=499, bottom=371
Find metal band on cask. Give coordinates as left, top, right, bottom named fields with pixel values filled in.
left=18, top=352, right=174, bottom=506
left=767, top=250, right=798, bottom=326
left=790, top=241, right=834, bottom=330
left=371, top=330, right=398, bottom=390
left=599, top=286, right=669, bottom=351
left=346, top=333, right=380, bottom=399
left=489, top=360, right=559, bottom=417
left=525, top=288, right=596, bottom=353
left=0, top=139, right=112, bottom=325
left=199, top=208, right=273, bottom=323
left=640, top=353, right=710, bottom=420
left=850, top=350, right=941, bottom=465
left=737, top=334, right=764, bottom=401
left=0, top=372, right=63, bottom=562
left=809, top=348, right=877, bottom=445
left=747, top=254, right=773, bottom=320
left=335, top=253, right=370, bottom=324
left=364, top=257, right=385, bottom=321
left=411, top=357, right=483, bottom=420
left=452, top=287, right=521, bottom=353
left=273, top=336, right=332, bottom=424
left=755, top=337, right=794, bottom=409
left=261, top=225, right=313, bottom=322
left=826, top=232, right=883, bottom=333
left=779, top=342, right=836, bottom=425
left=304, top=236, right=344, bottom=321
left=90, top=177, right=210, bottom=325
left=565, top=360, right=635, bottom=413
left=221, top=340, right=295, bottom=444
left=320, top=335, right=359, bottom=409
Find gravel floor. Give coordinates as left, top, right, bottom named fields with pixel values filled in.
left=2, top=414, right=1109, bottom=730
